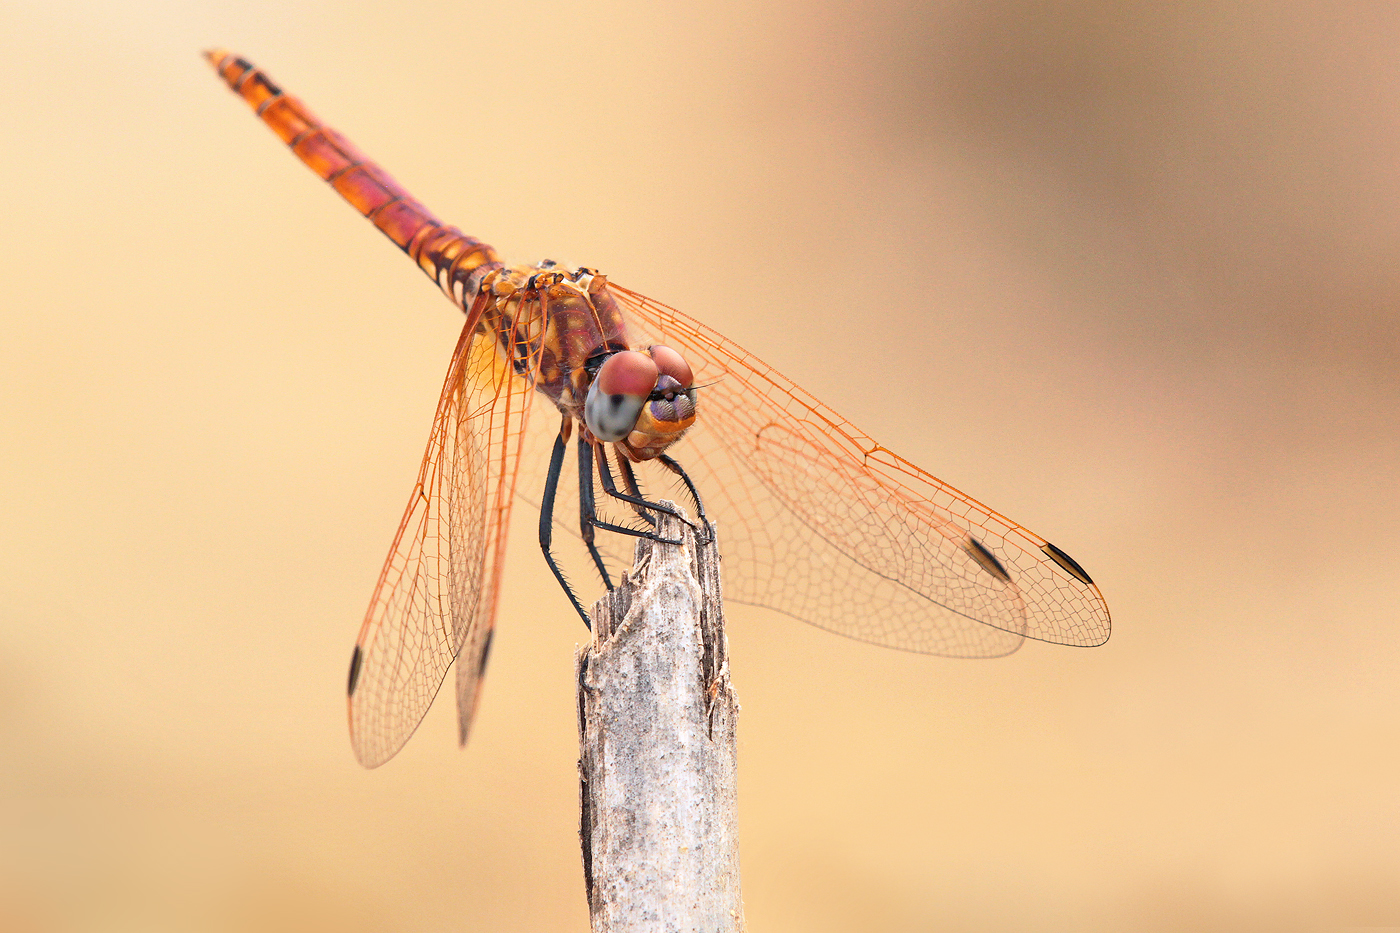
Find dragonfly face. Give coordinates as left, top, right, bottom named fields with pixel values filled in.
left=207, top=50, right=1111, bottom=769
left=584, top=346, right=698, bottom=458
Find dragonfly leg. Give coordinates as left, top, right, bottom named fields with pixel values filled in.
left=584, top=513, right=684, bottom=546
left=592, top=443, right=655, bottom=526
left=614, top=456, right=658, bottom=527
left=594, top=444, right=693, bottom=535
left=540, top=431, right=593, bottom=629
left=576, top=432, right=614, bottom=591
left=590, top=443, right=686, bottom=545
left=620, top=453, right=711, bottom=544
left=657, top=453, right=713, bottom=544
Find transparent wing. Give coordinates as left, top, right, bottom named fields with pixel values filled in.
left=347, top=309, right=535, bottom=768
left=600, top=283, right=1110, bottom=658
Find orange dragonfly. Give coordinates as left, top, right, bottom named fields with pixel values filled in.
left=207, top=51, right=1110, bottom=768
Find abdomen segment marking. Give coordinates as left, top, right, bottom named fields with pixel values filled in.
left=206, top=50, right=500, bottom=310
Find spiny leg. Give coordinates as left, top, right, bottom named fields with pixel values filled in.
left=576, top=431, right=614, bottom=590
left=613, top=455, right=653, bottom=525
left=594, top=443, right=693, bottom=534
left=657, top=453, right=712, bottom=543
left=539, top=431, right=592, bottom=628
left=584, top=448, right=686, bottom=546
left=617, top=455, right=709, bottom=544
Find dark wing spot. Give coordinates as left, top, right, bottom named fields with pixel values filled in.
left=1041, top=541, right=1094, bottom=586
left=347, top=645, right=364, bottom=696
left=478, top=628, right=494, bottom=677
left=963, top=535, right=1011, bottom=584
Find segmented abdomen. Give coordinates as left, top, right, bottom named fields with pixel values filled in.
left=206, top=50, right=501, bottom=310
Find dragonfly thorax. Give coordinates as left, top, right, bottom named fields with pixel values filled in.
left=477, top=262, right=698, bottom=461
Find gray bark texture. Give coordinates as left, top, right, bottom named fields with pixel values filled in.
left=576, top=505, right=745, bottom=933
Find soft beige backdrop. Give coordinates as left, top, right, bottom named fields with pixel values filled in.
left=2, top=2, right=1397, bottom=931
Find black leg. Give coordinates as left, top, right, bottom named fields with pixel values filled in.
left=582, top=444, right=684, bottom=545
left=594, top=444, right=654, bottom=526
left=577, top=433, right=614, bottom=590
left=614, top=456, right=653, bottom=525
left=657, top=453, right=711, bottom=541
left=540, top=432, right=593, bottom=629
left=594, top=444, right=694, bottom=531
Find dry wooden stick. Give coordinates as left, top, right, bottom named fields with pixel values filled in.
left=576, top=505, right=745, bottom=933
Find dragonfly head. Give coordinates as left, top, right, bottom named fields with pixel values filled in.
left=584, top=345, right=697, bottom=460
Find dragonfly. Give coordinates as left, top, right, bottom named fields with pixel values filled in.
left=207, top=51, right=1110, bottom=769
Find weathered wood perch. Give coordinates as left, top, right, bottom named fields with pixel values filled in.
left=576, top=505, right=745, bottom=933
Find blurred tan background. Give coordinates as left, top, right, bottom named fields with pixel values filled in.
left=2, top=2, right=1397, bottom=931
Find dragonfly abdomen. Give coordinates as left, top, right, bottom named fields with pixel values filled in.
left=206, top=50, right=501, bottom=312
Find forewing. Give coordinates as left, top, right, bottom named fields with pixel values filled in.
left=448, top=315, right=535, bottom=750
left=347, top=309, right=535, bottom=768
left=608, top=284, right=1110, bottom=657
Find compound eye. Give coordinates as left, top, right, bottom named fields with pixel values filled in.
left=648, top=345, right=693, bottom=389
left=585, top=351, right=659, bottom=441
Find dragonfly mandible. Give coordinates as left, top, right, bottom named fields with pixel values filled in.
left=206, top=51, right=1110, bottom=769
